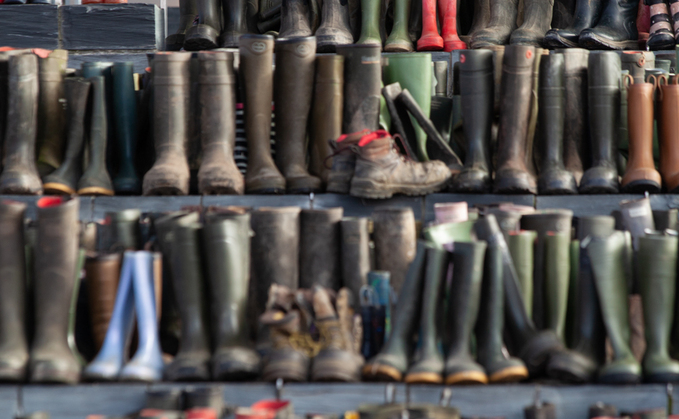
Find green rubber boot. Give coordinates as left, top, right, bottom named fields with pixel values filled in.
left=544, top=232, right=571, bottom=343
left=384, top=0, right=413, bottom=52
left=507, top=231, right=536, bottom=319
left=357, top=0, right=382, bottom=46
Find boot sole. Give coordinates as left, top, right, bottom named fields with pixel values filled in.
left=43, top=182, right=76, bottom=195
left=579, top=35, right=638, bottom=50
left=350, top=178, right=449, bottom=199
left=362, top=363, right=402, bottom=382
left=403, top=371, right=443, bottom=384
left=543, top=33, right=579, bottom=48
left=444, top=370, right=488, bottom=385
left=488, top=365, right=529, bottom=383
left=77, top=186, right=114, bottom=196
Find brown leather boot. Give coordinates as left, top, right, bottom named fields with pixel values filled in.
left=85, top=253, right=122, bottom=352
left=660, top=75, right=679, bottom=192
left=622, top=74, right=661, bottom=193
left=326, top=129, right=369, bottom=194
left=349, top=130, right=452, bottom=199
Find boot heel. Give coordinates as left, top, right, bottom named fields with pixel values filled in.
left=184, top=25, right=220, bottom=51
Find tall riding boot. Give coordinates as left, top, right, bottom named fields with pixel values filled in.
left=452, top=50, right=493, bottom=193
left=417, top=0, right=444, bottom=50
left=441, top=0, right=467, bottom=50
left=510, top=0, right=554, bottom=45
left=143, top=53, right=192, bottom=196
left=537, top=54, right=577, bottom=195
left=363, top=242, right=428, bottom=381
left=373, top=207, right=417, bottom=294
left=300, top=208, right=343, bottom=290
left=196, top=52, right=243, bottom=195
left=660, top=75, right=679, bottom=192
left=0, top=202, right=28, bottom=381
left=274, top=37, right=322, bottom=194
left=555, top=48, right=590, bottom=184
left=43, top=78, right=90, bottom=195
left=78, top=76, right=114, bottom=196
left=184, top=0, right=222, bottom=50
left=357, top=0, right=382, bottom=46
left=579, top=52, right=621, bottom=194
left=239, top=35, right=285, bottom=194
left=444, top=241, right=488, bottom=385
left=507, top=230, right=536, bottom=317
left=85, top=253, right=122, bottom=353
left=494, top=46, right=537, bottom=194
left=588, top=232, right=642, bottom=384
left=471, top=0, right=519, bottom=47
left=315, top=0, right=354, bottom=51
left=622, top=75, right=661, bottom=193
left=36, top=49, right=68, bottom=176
left=0, top=54, right=41, bottom=195
left=639, top=235, right=679, bottom=383
left=544, top=0, right=604, bottom=47
left=579, top=0, right=639, bottom=49
left=30, top=197, right=80, bottom=384
left=111, top=62, right=140, bottom=195
left=404, top=247, right=448, bottom=384
left=477, top=239, right=529, bottom=383
left=220, top=0, right=249, bottom=47
left=340, top=217, right=371, bottom=304
left=165, top=224, right=211, bottom=381
left=278, top=0, right=313, bottom=38
left=166, top=0, right=199, bottom=50
left=309, top=55, right=344, bottom=185
left=385, top=0, right=413, bottom=51
left=204, top=213, right=261, bottom=380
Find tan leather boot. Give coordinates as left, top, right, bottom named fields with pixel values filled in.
left=660, top=74, right=679, bottom=192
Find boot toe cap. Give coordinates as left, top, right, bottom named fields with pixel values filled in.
left=212, top=347, right=261, bottom=380
left=538, top=169, right=578, bottom=195
left=452, top=168, right=491, bottom=193
left=30, top=357, right=81, bottom=384
left=493, top=168, right=537, bottom=194
left=311, top=349, right=363, bottom=382
left=543, top=29, right=580, bottom=48
left=579, top=165, right=619, bottom=194
left=404, top=359, right=445, bottom=384
left=598, top=357, right=642, bottom=384
left=165, top=355, right=211, bottom=381
left=362, top=354, right=406, bottom=381
left=509, top=29, right=546, bottom=47
left=444, top=359, right=488, bottom=385
left=545, top=348, right=598, bottom=383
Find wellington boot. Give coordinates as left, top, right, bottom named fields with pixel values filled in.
left=278, top=0, right=313, bottom=38
left=510, top=0, right=554, bottom=46
left=543, top=232, right=571, bottom=342
left=452, top=50, right=493, bottom=193
left=470, top=0, right=519, bottom=47
left=620, top=196, right=655, bottom=248
left=30, top=197, right=80, bottom=384
left=36, top=49, right=68, bottom=176
left=85, top=253, right=122, bottom=352
left=579, top=52, right=621, bottom=194
left=477, top=238, right=529, bottom=383
left=102, top=209, right=141, bottom=251
left=555, top=48, right=590, bottom=184
left=239, top=35, right=285, bottom=194
left=336, top=45, right=382, bottom=134
left=494, top=46, right=537, bottom=194
left=444, top=241, right=488, bottom=385
left=660, top=75, right=679, bottom=192
left=326, top=130, right=368, bottom=194
left=196, top=52, right=243, bottom=195
left=579, top=0, right=638, bottom=50
left=507, top=230, right=537, bottom=317
left=372, top=207, right=417, bottom=294
left=622, top=75, right=661, bottom=193
left=417, top=0, right=444, bottom=51
left=143, top=53, right=191, bottom=196
left=621, top=51, right=654, bottom=84
left=309, top=55, right=344, bottom=185
left=357, top=0, right=382, bottom=46
left=311, top=287, right=364, bottom=382
left=638, top=235, right=679, bottom=383
left=537, top=54, right=577, bottom=195
left=653, top=209, right=678, bottom=231
left=184, top=0, right=222, bottom=50
left=588, top=232, right=642, bottom=384
left=78, top=76, right=114, bottom=196
left=544, top=0, right=604, bottom=47
left=0, top=54, right=42, bottom=195
left=463, top=0, right=491, bottom=43
left=340, top=217, right=370, bottom=302
left=385, top=0, right=413, bottom=51
left=43, top=78, right=90, bottom=195
left=441, top=0, right=467, bottom=51
left=0, top=201, right=28, bottom=382
left=315, top=0, right=354, bottom=51
left=165, top=0, right=198, bottom=50
left=300, top=208, right=343, bottom=290
left=219, top=0, right=249, bottom=47
left=0, top=50, right=28, bottom=170
left=404, top=247, right=448, bottom=384
left=274, top=37, right=322, bottom=194
left=382, top=54, right=432, bottom=161
left=111, top=62, right=141, bottom=195
left=204, top=212, right=261, bottom=380
left=363, top=241, right=427, bottom=381
left=165, top=223, right=211, bottom=381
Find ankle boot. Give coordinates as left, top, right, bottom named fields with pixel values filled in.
left=111, top=62, right=141, bottom=195
left=119, top=251, right=164, bottom=381
left=337, top=44, right=382, bottom=134
left=239, top=35, right=286, bottom=194
left=274, top=37, right=322, bottom=194
left=0, top=201, right=28, bottom=382
left=363, top=242, right=428, bottom=381
left=309, top=55, right=344, bottom=185
left=373, top=207, right=417, bottom=294
left=300, top=208, right=343, bottom=290
left=441, top=0, right=467, bottom=50
left=404, top=247, right=447, bottom=384
left=579, top=0, right=639, bottom=49
left=452, top=50, right=493, bottom=193
left=166, top=0, right=199, bottom=50
left=622, top=75, right=662, bottom=193
left=544, top=0, right=604, bottom=47
left=165, top=223, right=211, bottom=381
left=444, top=241, right=488, bottom=384
left=494, top=46, right=537, bottom=194
left=36, top=49, right=67, bottom=176
left=30, top=197, right=80, bottom=384
left=196, top=52, right=243, bottom=195
left=143, top=53, right=192, bottom=196
left=417, top=0, right=444, bottom=50
left=639, top=235, right=679, bottom=383
left=477, top=238, right=529, bottom=383
left=78, top=76, right=114, bottom=196
left=357, top=0, right=382, bottom=46
left=507, top=230, right=537, bottom=317
left=278, top=0, right=313, bottom=38
left=537, top=54, right=577, bottom=195
left=0, top=53, right=42, bottom=195
left=340, top=217, right=370, bottom=303
left=315, top=0, right=354, bottom=51
left=587, top=232, right=642, bottom=384
left=579, top=52, right=621, bottom=194
left=86, top=253, right=122, bottom=353
left=660, top=75, right=679, bottom=192
left=509, top=0, right=554, bottom=45
left=470, top=0, right=519, bottom=47
left=43, top=78, right=90, bottom=195
left=184, top=0, right=222, bottom=50
left=385, top=0, right=413, bottom=51
left=555, top=49, right=590, bottom=184
left=219, top=0, right=248, bottom=47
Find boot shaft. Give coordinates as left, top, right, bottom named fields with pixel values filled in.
left=152, top=53, right=192, bottom=152
left=372, top=206, right=417, bottom=294
left=336, top=44, right=382, bottom=133
left=85, top=252, right=121, bottom=351
left=300, top=208, right=343, bottom=290
left=5, top=53, right=39, bottom=165
left=197, top=51, right=236, bottom=148
left=538, top=54, right=566, bottom=167
left=587, top=51, right=621, bottom=165
left=239, top=35, right=274, bottom=155
left=660, top=77, right=679, bottom=191
left=459, top=50, right=494, bottom=169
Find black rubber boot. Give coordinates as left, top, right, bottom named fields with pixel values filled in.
left=166, top=0, right=198, bottom=50
left=510, top=0, right=555, bottom=46
left=184, top=0, right=222, bottom=50
left=111, top=62, right=141, bottom=195
left=471, top=0, right=519, bottom=47
left=220, top=0, right=249, bottom=47
left=578, top=0, right=639, bottom=49
left=544, top=0, right=604, bottom=47
left=299, top=208, right=343, bottom=290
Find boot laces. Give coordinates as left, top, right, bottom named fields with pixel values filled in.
left=323, top=129, right=371, bottom=169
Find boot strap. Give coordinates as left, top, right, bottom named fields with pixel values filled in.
left=648, top=0, right=666, bottom=5
left=651, top=13, right=672, bottom=25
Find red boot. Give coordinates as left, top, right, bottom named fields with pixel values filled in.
left=417, top=0, right=444, bottom=50
left=441, top=0, right=467, bottom=51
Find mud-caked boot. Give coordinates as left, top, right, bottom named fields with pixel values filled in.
left=278, top=0, right=313, bottom=38
left=579, top=0, right=639, bottom=49
left=111, top=62, right=141, bottom=195
left=36, top=49, right=68, bottom=177
left=165, top=0, right=198, bottom=50
left=315, top=0, right=354, bottom=51
left=384, top=0, right=413, bottom=51
left=326, top=130, right=369, bottom=194
left=544, top=0, right=603, bottom=47
left=372, top=207, right=417, bottom=294
left=471, top=0, right=519, bottom=47
left=300, top=208, right=343, bottom=290
left=30, top=197, right=81, bottom=384
left=510, top=0, right=555, bottom=46
left=349, top=130, right=452, bottom=199
left=311, top=287, right=364, bottom=382
left=336, top=45, right=382, bottom=134
left=184, top=0, right=222, bottom=50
